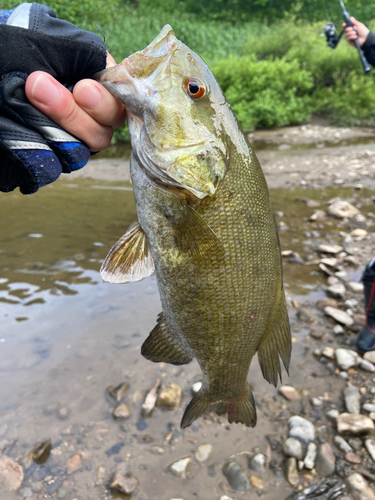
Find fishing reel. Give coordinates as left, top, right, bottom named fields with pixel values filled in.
left=323, top=21, right=344, bottom=48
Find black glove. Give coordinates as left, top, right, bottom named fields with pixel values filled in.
left=0, top=3, right=107, bottom=194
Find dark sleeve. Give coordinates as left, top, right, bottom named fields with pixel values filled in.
left=362, top=31, right=375, bottom=68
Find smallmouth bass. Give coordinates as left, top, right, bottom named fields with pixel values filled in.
left=97, top=26, right=291, bottom=428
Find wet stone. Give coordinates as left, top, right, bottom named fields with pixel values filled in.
left=333, top=325, right=345, bottom=336
left=106, top=382, right=130, bottom=402
left=316, top=298, right=337, bottom=310
left=359, top=359, right=375, bottom=372
left=66, top=453, right=82, bottom=475
left=296, top=308, right=315, bottom=323
left=279, top=385, right=300, bottom=401
left=289, top=252, right=304, bottom=264
left=328, top=201, right=359, bottom=219
left=288, top=416, right=315, bottom=444
left=250, top=476, right=263, bottom=489
left=365, top=439, right=375, bottom=462
left=337, top=413, right=375, bottom=436
left=346, top=473, right=375, bottom=499
left=113, top=403, right=131, bottom=419
left=315, top=443, right=336, bottom=477
left=156, top=383, right=182, bottom=409
left=57, top=407, right=70, bottom=420
left=363, top=403, right=375, bottom=413
left=222, top=461, right=249, bottom=492
left=327, top=409, right=340, bottom=422
left=322, top=347, right=335, bottom=359
left=326, top=284, right=346, bottom=300
left=345, top=452, right=361, bottom=464
left=334, top=436, right=352, bottom=454
left=110, top=472, right=139, bottom=495
left=27, top=439, right=52, bottom=464
left=365, top=351, right=375, bottom=365
left=347, top=282, right=364, bottom=293
left=168, top=457, right=192, bottom=479
left=304, top=442, right=317, bottom=470
left=195, top=444, right=212, bottom=462
left=310, top=329, right=324, bottom=339
left=141, top=378, right=161, bottom=418
left=95, top=466, right=106, bottom=486
left=19, top=487, right=33, bottom=498
left=0, top=455, right=24, bottom=491
left=335, top=349, right=359, bottom=370
left=285, top=457, right=299, bottom=487
left=283, top=438, right=304, bottom=460
left=310, top=210, right=326, bottom=221
left=317, top=243, right=343, bottom=254
left=105, top=442, right=125, bottom=456
left=149, top=445, right=164, bottom=455
left=249, top=453, right=266, bottom=473
left=325, top=307, right=354, bottom=327
left=344, top=385, right=361, bottom=414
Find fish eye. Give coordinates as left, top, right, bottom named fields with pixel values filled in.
left=186, top=78, right=206, bottom=99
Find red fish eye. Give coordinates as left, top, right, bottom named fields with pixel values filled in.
left=186, top=78, right=205, bottom=99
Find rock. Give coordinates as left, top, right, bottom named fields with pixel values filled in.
left=195, top=444, right=212, bottom=462
left=317, top=243, right=344, bottom=254
left=315, top=443, right=336, bottom=477
left=334, top=436, right=352, bottom=454
left=321, top=257, right=338, bottom=267
left=328, top=201, right=359, bottom=219
left=344, top=385, right=361, bottom=414
left=250, top=476, right=263, bottom=489
left=335, top=270, right=350, bottom=281
left=339, top=371, right=349, bottom=380
left=304, top=442, right=317, bottom=470
left=363, top=404, right=375, bottom=413
left=370, top=412, right=375, bottom=421
left=249, top=453, right=266, bottom=473
left=168, top=457, right=192, bottom=479
left=296, top=308, right=315, bottom=323
left=365, top=439, right=375, bottom=462
left=306, top=199, right=320, bottom=208
left=337, top=413, right=375, bottom=436
left=110, top=472, right=139, bottom=495
left=27, top=439, right=52, bottom=464
left=333, top=325, right=345, bottom=336
left=65, top=454, right=82, bottom=475
left=316, top=298, right=338, bottom=310
left=106, top=382, right=129, bottom=402
left=345, top=452, right=361, bottom=464
left=310, top=329, right=324, bottom=339
left=220, top=497, right=234, bottom=500
left=351, top=228, right=367, bottom=238
left=149, top=445, right=165, bottom=455
left=327, top=276, right=340, bottom=285
left=0, top=455, right=23, bottom=491
left=222, top=461, right=249, bottom=492
left=327, top=409, right=340, bottom=421
left=95, top=466, right=106, bottom=486
left=191, top=382, right=202, bottom=395
left=311, top=397, right=324, bottom=407
left=325, top=307, right=354, bottom=326
left=335, top=349, right=359, bottom=370
left=113, top=403, right=131, bottom=419
left=346, top=473, right=375, bottom=500
left=364, top=351, right=375, bottom=364
left=327, top=284, right=346, bottom=299
left=279, top=386, right=300, bottom=401
left=347, top=282, right=365, bottom=293
left=349, top=437, right=364, bottom=451
left=141, top=378, right=161, bottom=417
left=285, top=457, right=299, bottom=487
left=359, top=359, right=375, bottom=372
left=289, top=252, right=304, bottom=264
left=288, top=416, right=315, bottom=444
left=322, top=347, right=335, bottom=359
left=310, top=210, right=326, bottom=221
left=156, top=383, right=182, bottom=409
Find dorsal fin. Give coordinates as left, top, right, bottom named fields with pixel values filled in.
left=100, top=221, right=155, bottom=283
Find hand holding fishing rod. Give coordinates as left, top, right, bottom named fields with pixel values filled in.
left=340, top=0, right=371, bottom=73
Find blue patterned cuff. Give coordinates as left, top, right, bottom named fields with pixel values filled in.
left=0, top=8, right=15, bottom=25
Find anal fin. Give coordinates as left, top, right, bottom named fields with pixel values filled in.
left=141, top=313, right=192, bottom=366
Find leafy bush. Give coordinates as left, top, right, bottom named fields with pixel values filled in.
left=213, top=56, right=314, bottom=131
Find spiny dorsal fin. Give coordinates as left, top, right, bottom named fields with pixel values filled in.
left=171, top=204, right=224, bottom=262
left=100, top=221, right=155, bottom=283
left=141, top=313, right=192, bottom=365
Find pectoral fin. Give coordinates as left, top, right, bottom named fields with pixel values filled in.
left=141, top=313, right=192, bottom=365
left=100, top=221, right=155, bottom=283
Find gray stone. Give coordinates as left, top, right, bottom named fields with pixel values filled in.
left=334, top=436, right=352, bottom=454
left=326, top=409, right=340, bottom=422
left=315, top=443, right=336, bottom=477
left=335, top=349, right=359, bottom=370
left=344, top=385, right=361, bottom=414
left=304, top=442, right=317, bottom=470
left=110, top=472, right=139, bottom=494
left=296, top=308, right=315, bottom=323
left=346, top=473, right=375, bottom=500
left=285, top=457, right=299, bottom=486
left=347, top=282, right=365, bottom=293
left=194, top=444, right=212, bottom=462
left=339, top=372, right=349, bottom=380
left=19, top=487, right=33, bottom=498
left=327, top=284, right=346, bottom=299
left=333, top=325, right=345, bottom=335
left=113, top=403, right=131, bottom=419
left=365, top=439, right=375, bottom=462
left=249, top=453, right=266, bottom=473
left=325, top=307, right=354, bottom=327
left=0, top=455, right=23, bottom=491
left=363, top=404, right=375, bottom=413
left=328, top=201, right=359, bottom=219
left=337, top=413, right=375, bottom=436
left=222, top=461, right=249, bottom=492
left=359, top=359, right=375, bottom=372
left=311, top=397, right=324, bottom=407
left=288, top=416, right=315, bottom=444
left=168, top=457, right=192, bottom=479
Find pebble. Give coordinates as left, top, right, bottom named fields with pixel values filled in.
left=141, top=378, right=161, bottom=417
left=333, top=325, right=345, bottom=335
left=327, top=284, right=346, bottom=299
left=359, top=359, right=375, bottom=372
left=95, top=466, right=106, bottom=486
left=344, top=385, right=360, bottom=414
left=27, top=439, right=52, bottom=464
left=149, top=445, right=165, bottom=455
left=311, top=397, right=324, bottom=407
left=327, top=276, right=340, bottom=285
left=250, top=476, right=263, bottom=489
left=19, top=487, right=33, bottom=498
left=110, top=472, right=139, bottom=494
left=0, top=455, right=24, bottom=491
left=191, top=381, right=202, bottom=395
left=321, top=257, right=338, bottom=267
left=195, top=444, right=212, bottom=462
left=318, top=243, right=344, bottom=254
left=106, top=382, right=129, bottom=402
left=156, top=383, right=182, bottom=409
left=113, top=403, right=132, bottom=419
left=351, top=228, right=367, bottom=238
left=310, top=329, right=324, bottom=339
left=222, top=462, right=250, bottom=491
left=365, top=439, right=375, bottom=461
left=296, top=308, right=315, bottom=323
left=304, top=442, right=317, bottom=470
left=310, top=210, right=326, bottom=221
left=347, top=282, right=364, bottom=293
left=325, top=307, right=354, bottom=327
left=346, top=473, right=375, bottom=499
left=283, top=438, right=304, bottom=460
left=220, top=497, right=234, bottom=500
left=337, top=413, right=375, bottom=436
left=279, top=385, right=300, bottom=401
left=339, top=371, right=349, bottom=380
left=306, top=199, right=320, bottom=208
left=316, top=298, right=337, bottom=310
left=322, top=347, right=335, bottom=359
left=168, top=457, right=192, bottom=479
left=249, top=453, right=266, bottom=473
left=66, top=454, right=82, bottom=475
left=326, top=409, right=340, bottom=421
left=285, top=457, right=299, bottom=486
left=328, top=200, right=359, bottom=219
left=363, top=403, right=375, bottom=413
left=315, top=443, right=336, bottom=477
left=334, top=436, right=352, bottom=454
left=335, top=349, right=358, bottom=370
left=288, top=416, right=315, bottom=444
left=345, top=452, right=361, bottom=464
left=364, top=351, right=375, bottom=364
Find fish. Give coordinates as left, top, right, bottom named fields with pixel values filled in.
left=97, top=25, right=291, bottom=428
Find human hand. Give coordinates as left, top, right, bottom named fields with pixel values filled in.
left=343, top=16, right=369, bottom=47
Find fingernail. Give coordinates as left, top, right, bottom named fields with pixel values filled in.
left=32, top=74, right=60, bottom=105
left=75, top=82, right=102, bottom=110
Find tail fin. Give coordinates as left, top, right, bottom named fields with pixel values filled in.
left=180, top=384, right=257, bottom=428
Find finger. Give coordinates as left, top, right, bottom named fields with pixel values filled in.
left=25, top=71, right=113, bottom=151
left=73, top=79, right=127, bottom=129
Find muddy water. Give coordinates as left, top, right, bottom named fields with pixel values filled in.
left=0, top=178, right=373, bottom=499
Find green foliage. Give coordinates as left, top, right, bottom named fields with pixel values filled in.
left=213, top=56, right=314, bottom=131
